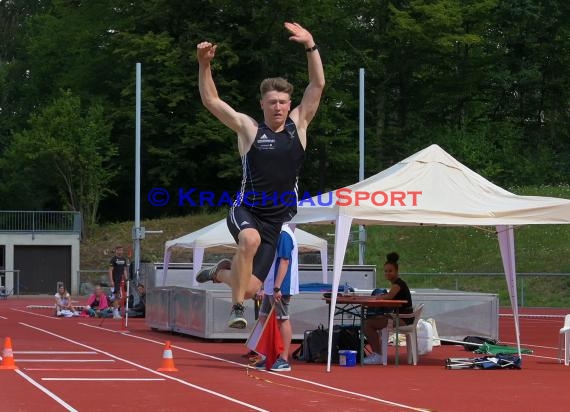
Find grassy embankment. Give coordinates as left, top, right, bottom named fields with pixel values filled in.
left=82, top=186, right=570, bottom=307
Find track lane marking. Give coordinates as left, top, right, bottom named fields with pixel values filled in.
left=17, top=359, right=115, bottom=363
left=16, top=351, right=98, bottom=355
left=26, top=368, right=137, bottom=372
left=115, top=330, right=431, bottom=412
left=19, top=322, right=268, bottom=412
left=15, top=369, right=78, bottom=412
left=11, top=308, right=61, bottom=320
left=77, top=322, right=123, bottom=333
left=42, top=378, right=164, bottom=382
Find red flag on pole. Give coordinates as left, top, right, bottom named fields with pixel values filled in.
left=245, top=303, right=284, bottom=370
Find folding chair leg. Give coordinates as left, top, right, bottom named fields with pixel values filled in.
left=407, top=333, right=418, bottom=365
left=564, top=333, right=570, bottom=366
left=559, top=334, right=563, bottom=364
left=380, top=328, right=388, bottom=366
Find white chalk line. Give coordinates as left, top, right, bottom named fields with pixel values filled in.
left=15, top=369, right=78, bottom=412
left=42, top=378, right=164, bottom=382
left=17, top=359, right=115, bottom=363
left=77, top=322, right=124, bottom=333
left=19, top=322, right=268, bottom=412
left=115, top=330, right=431, bottom=412
left=11, top=308, right=60, bottom=320
left=25, top=368, right=137, bottom=372
left=16, top=351, right=98, bottom=355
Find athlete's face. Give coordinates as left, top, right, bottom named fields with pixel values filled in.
left=260, top=90, right=291, bottom=130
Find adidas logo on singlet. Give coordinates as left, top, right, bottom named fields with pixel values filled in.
left=240, top=221, right=250, bottom=226
left=260, top=134, right=268, bottom=140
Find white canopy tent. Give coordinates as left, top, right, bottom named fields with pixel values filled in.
left=162, top=219, right=328, bottom=286
left=290, top=144, right=570, bottom=371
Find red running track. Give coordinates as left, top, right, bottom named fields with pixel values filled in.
left=1, top=298, right=569, bottom=411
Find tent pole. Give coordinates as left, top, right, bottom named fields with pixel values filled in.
left=497, top=225, right=522, bottom=358
left=358, top=68, right=366, bottom=265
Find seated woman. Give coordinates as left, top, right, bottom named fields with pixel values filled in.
left=127, top=284, right=146, bottom=318
left=82, top=284, right=112, bottom=318
left=54, top=284, right=79, bottom=317
left=363, top=252, right=413, bottom=365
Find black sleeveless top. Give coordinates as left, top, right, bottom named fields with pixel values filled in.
left=233, top=118, right=305, bottom=221
left=393, top=277, right=414, bottom=324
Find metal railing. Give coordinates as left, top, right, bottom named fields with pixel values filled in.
left=0, top=270, right=21, bottom=298
left=401, top=272, right=570, bottom=307
left=0, top=211, right=81, bottom=233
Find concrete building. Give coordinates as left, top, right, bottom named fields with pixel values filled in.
left=0, top=211, right=81, bottom=296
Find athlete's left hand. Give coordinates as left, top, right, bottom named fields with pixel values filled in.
left=284, top=22, right=314, bottom=48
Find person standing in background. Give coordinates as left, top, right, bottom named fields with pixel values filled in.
left=108, top=246, right=129, bottom=319
left=253, top=224, right=299, bottom=372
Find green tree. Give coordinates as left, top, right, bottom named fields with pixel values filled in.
left=1, top=91, right=116, bottom=234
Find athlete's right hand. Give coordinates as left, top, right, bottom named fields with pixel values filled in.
left=197, top=42, right=217, bottom=64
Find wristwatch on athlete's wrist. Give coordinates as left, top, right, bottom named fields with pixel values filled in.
left=305, top=44, right=318, bottom=52
left=273, top=287, right=281, bottom=293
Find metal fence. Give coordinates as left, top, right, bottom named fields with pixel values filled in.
left=77, top=270, right=108, bottom=295
left=401, top=272, right=570, bottom=308
left=0, top=270, right=21, bottom=298
left=0, top=211, right=81, bottom=233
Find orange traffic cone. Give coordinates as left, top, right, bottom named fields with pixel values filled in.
left=157, top=341, right=178, bottom=372
left=0, top=337, right=18, bottom=370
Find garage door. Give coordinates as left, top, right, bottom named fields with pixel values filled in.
left=14, top=245, right=71, bottom=294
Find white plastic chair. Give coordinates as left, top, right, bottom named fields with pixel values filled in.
left=558, top=314, right=570, bottom=366
left=379, top=303, right=424, bottom=365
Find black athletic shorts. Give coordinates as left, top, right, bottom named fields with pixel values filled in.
left=112, top=276, right=124, bottom=297
left=227, top=206, right=283, bottom=282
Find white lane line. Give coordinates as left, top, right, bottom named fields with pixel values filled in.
left=26, top=368, right=137, bottom=372
left=11, top=308, right=60, bottom=320
left=119, top=331, right=430, bottom=412
left=78, top=322, right=123, bottom=333
left=17, top=359, right=115, bottom=363
left=0, top=315, right=7, bottom=319
left=42, top=378, right=165, bottom=382
left=16, top=351, right=98, bottom=355
left=20, top=322, right=268, bottom=412
left=15, top=369, right=78, bottom=412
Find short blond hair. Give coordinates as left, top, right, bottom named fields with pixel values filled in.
left=260, top=77, right=293, bottom=98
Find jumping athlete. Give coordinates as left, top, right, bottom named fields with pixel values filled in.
left=196, top=22, right=325, bottom=328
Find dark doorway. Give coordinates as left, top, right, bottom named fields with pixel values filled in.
left=14, top=245, right=71, bottom=294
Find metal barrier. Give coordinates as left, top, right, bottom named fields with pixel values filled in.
left=401, top=272, right=570, bottom=308
left=0, top=211, right=81, bottom=233
left=77, top=270, right=108, bottom=295
left=0, top=270, right=21, bottom=298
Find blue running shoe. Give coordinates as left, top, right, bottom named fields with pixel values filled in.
left=253, top=357, right=266, bottom=370
left=270, top=357, right=291, bottom=372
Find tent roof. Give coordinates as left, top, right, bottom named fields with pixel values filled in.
left=292, top=144, right=570, bottom=226
left=165, top=219, right=327, bottom=254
